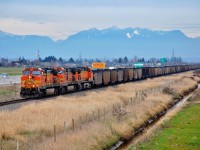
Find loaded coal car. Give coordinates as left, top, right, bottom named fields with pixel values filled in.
left=175, top=66, right=181, bottom=73
left=138, top=68, right=143, bottom=79
left=142, top=67, right=150, bottom=78
left=117, top=69, right=124, bottom=82
left=171, top=66, right=176, bottom=74
left=158, top=67, right=163, bottom=76
left=102, top=69, right=111, bottom=85
left=123, top=68, right=129, bottom=82
left=128, top=68, right=134, bottom=81
left=165, top=66, right=170, bottom=75
left=154, top=67, right=158, bottom=76
left=133, top=68, right=138, bottom=79
left=149, top=67, right=155, bottom=77
left=133, top=68, right=142, bottom=79
left=154, top=67, right=159, bottom=76
left=186, top=65, right=191, bottom=71
left=161, top=67, right=165, bottom=75
left=181, top=65, right=187, bottom=71
left=110, top=69, right=118, bottom=84
left=93, top=69, right=103, bottom=86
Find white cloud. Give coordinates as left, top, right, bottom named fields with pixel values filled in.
left=0, top=1, right=200, bottom=39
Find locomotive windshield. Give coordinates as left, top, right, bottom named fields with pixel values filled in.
left=32, top=71, right=40, bottom=76
left=58, top=70, right=64, bottom=74
left=23, top=71, right=30, bottom=75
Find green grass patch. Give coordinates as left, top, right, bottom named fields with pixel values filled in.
left=0, top=67, right=23, bottom=76
left=137, top=103, right=200, bottom=150
left=0, top=89, right=13, bottom=95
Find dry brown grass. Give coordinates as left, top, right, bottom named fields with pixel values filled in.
left=32, top=91, right=172, bottom=150
left=0, top=71, right=199, bottom=150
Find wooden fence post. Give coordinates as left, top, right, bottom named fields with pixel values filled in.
left=103, top=107, right=106, bottom=120
left=64, top=121, right=66, bottom=135
left=79, top=116, right=82, bottom=130
left=54, top=125, right=56, bottom=142
left=131, top=97, right=133, bottom=105
left=92, top=111, right=95, bottom=122
left=113, top=104, right=115, bottom=115
left=98, top=109, right=100, bottom=120
left=137, top=91, right=140, bottom=101
left=31, top=132, right=34, bottom=150
left=72, top=118, right=75, bottom=132
left=16, top=141, right=19, bottom=150
left=85, top=113, right=88, bottom=124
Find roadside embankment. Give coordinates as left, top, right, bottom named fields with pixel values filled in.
left=134, top=89, right=200, bottom=150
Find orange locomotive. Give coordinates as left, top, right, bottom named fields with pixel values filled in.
left=58, top=67, right=94, bottom=92
left=20, top=67, right=60, bottom=98
left=20, top=67, right=94, bottom=98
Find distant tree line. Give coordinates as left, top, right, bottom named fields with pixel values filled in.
left=0, top=54, right=184, bottom=67
left=40, top=56, right=75, bottom=63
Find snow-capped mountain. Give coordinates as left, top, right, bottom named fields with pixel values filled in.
left=0, top=27, right=199, bottom=59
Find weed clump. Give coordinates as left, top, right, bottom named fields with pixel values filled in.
left=162, top=86, right=174, bottom=95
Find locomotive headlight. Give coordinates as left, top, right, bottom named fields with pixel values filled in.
left=29, top=76, right=31, bottom=79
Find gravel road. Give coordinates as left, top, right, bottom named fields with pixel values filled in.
left=0, top=76, right=20, bottom=85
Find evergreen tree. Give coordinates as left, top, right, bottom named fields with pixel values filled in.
left=58, top=57, right=63, bottom=62
left=118, top=57, right=123, bottom=63
left=124, top=56, right=128, bottom=63
left=44, top=56, right=57, bottom=62
left=69, top=57, right=75, bottom=63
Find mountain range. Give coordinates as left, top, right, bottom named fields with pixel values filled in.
left=0, top=27, right=200, bottom=59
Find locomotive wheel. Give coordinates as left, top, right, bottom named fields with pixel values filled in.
left=39, top=89, right=46, bottom=97
left=54, top=87, right=60, bottom=95
left=43, top=90, right=46, bottom=97
left=54, top=88, right=57, bottom=95
left=60, top=87, right=66, bottom=94
left=78, top=84, right=83, bottom=91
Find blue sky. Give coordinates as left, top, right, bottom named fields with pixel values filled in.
left=0, top=0, right=200, bottom=40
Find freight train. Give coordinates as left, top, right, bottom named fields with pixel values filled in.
left=20, top=65, right=200, bottom=98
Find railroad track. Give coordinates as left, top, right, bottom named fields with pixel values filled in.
left=0, top=92, right=64, bottom=107
left=0, top=77, right=147, bottom=107
left=0, top=98, right=27, bottom=107
left=0, top=70, right=198, bottom=107
left=0, top=85, right=109, bottom=107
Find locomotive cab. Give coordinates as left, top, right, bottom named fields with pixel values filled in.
left=20, top=68, right=43, bottom=98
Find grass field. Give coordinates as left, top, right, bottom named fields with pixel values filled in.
left=0, top=84, right=20, bottom=101
left=136, top=91, right=200, bottom=150
left=0, top=71, right=199, bottom=149
left=0, top=67, right=23, bottom=76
